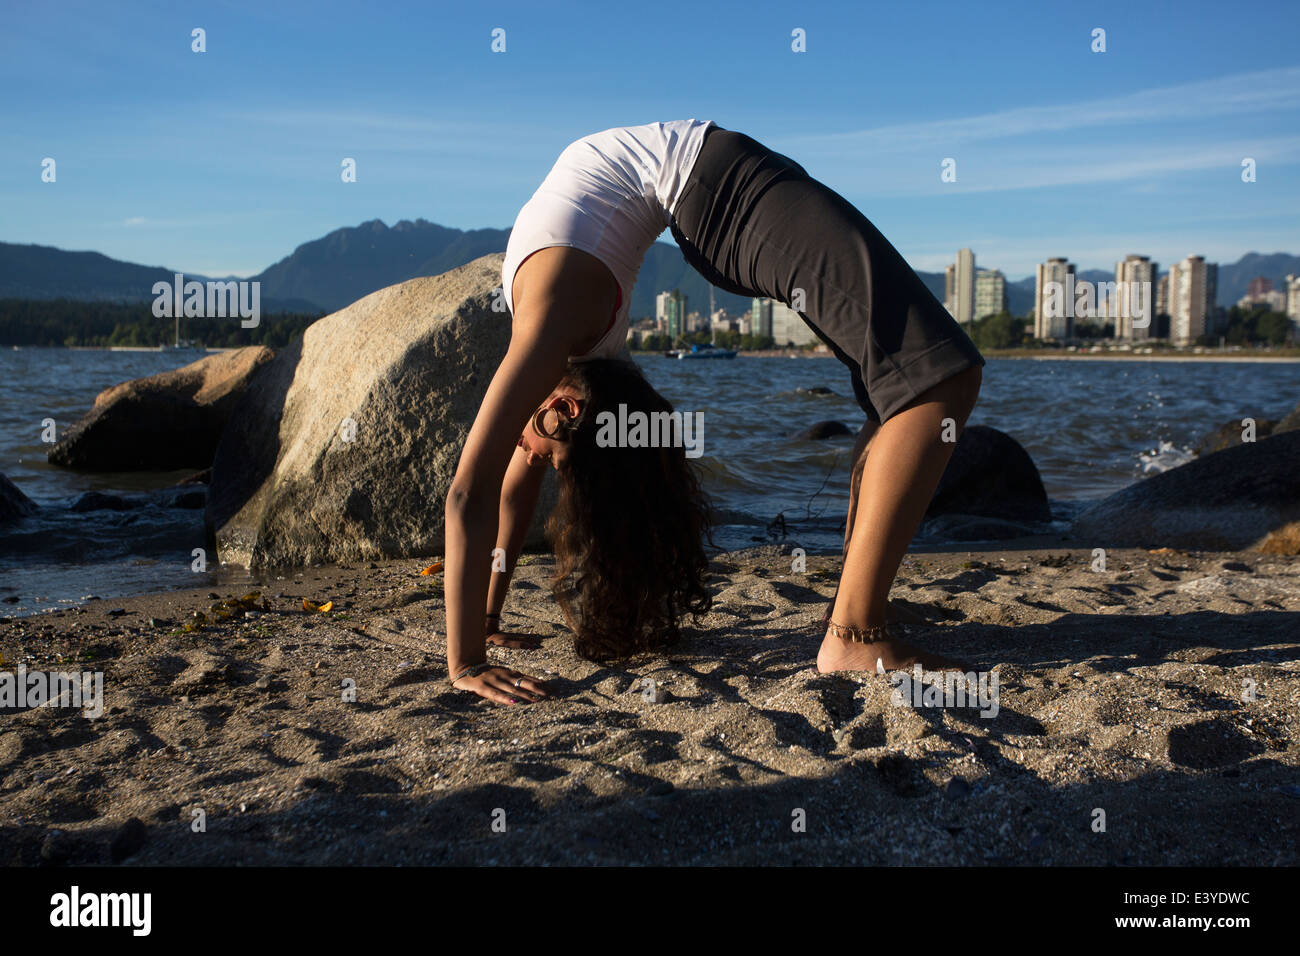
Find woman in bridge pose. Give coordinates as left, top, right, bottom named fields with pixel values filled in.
left=444, top=119, right=984, bottom=705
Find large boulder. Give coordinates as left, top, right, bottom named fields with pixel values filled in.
left=0, top=473, right=38, bottom=524
left=1195, top=417, right=1275, bottom=456
left=1071, top=430, right=1300, bottom=550
left=206, top=253, right=557, bottom=569
left=925, top=425, right=1052, bottom=522
left=48, top=346, right=274, bottom=471
left=791, top=420, right=853, bottom=440
left=1275, top=398, right=1300, bottom=435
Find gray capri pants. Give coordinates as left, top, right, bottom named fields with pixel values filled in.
left=669, top=125, right=985, bottom=422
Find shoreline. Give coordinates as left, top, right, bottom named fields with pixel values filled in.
left=632, top=349, right=1300, bottom=362
left=6, top=345, right=1297, bottom=362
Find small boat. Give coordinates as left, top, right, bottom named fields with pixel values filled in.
left=669, top=343, right=738, bottom=360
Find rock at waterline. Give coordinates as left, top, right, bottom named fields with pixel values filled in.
left=792, top=420, right=854, bottom=440
left=1071, top=429, right=1300, bottom=550
left=1195, top=417, right=1276, bottom=456
left=207, top=253, right=558, bottom=569
left=1274, top=398, right=1300, bottom=435
left=921, top=513, right=1041, bottom=541
left=926, top=425, right=1052, bottom=523
left=70, top=491, right=141, bottom=512
left=47, top=346, right=274, bottom=472
left=0, top=473, right=38, bottom=524
left=1259, top=520, right=1300, bottom=556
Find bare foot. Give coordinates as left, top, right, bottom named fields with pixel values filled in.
left=816, top=628, right=966, bottom=674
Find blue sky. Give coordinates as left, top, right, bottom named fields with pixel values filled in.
left=2, top=0, right=1298, bottom=280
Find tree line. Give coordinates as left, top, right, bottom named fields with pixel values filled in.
left=0, top=298, right=323, bottom=348
left=966, top=304, right=1294, bottom=349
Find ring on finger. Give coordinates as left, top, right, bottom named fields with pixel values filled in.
left=514, top=678, right=522, bottom=688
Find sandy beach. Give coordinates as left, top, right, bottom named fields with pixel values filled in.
left=3, top=535, right=1296, bottom=866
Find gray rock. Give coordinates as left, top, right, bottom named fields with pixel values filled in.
left=48, top=346, right=274, bottom=471
left=170, top=489, right=206, bottom=509
left=40, top=829, right=95, bottom=864
left=1071, top=430, right=1300, bottom=550
left=108, top=817, right=147, bottom=863
left=207, top=254, right=556, bottom=568
left=792, top=420, right=853, bottom=440
left=1195, top=417, right=1275, bottom=456
left=1275, top=399, right=1300, bottom=435
left=923, top=513, right=1039, bottom=541
left=927, top=425, right=1051, bottom=522
left=70, top=491, right=138, bottom=512
left=0, top=473, right=38, bottom=524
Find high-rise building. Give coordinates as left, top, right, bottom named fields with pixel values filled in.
left=974, top=269, right=1007, bottom=321
left=1286, top=274, right=1300, bottom=325
left=749, top=298, right=773, bottom=339
left=709, top=309, right=736, bottom=332
left=1237, top=288, right=1287, bottom=311
left=1247, top=276, right=1274, bottom=299
left=1034, top=257, right=1076, bottom=339
left=1157, top=274, right=1170, bottom=318
left=1237, top=277, right=1287, bottom=312
left=771, top=301, right=818, bottom=346
left=657, top=290, right=687, bottom=340
left=1167, top=256, right=1217, bottom=345
left=944, top=248, right=976, bottom=324
left=1114, top=254, right=1157, bottom=340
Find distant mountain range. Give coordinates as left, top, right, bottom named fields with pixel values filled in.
left=3, top=220, right=1296, bottom=319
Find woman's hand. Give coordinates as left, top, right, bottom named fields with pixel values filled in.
left=486, top=626, right=545, bottom=650
left=451, top=666, right=550, bottom=705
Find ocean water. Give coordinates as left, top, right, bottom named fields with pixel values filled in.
left=1, top=347, right=1297, bottom=615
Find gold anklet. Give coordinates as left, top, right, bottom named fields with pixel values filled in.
left=821, top=614, right=891, bottom=644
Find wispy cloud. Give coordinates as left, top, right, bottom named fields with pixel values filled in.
left=799, top=134, right=1300, bottom=199
left=776, top=66, right=1300, bottom=152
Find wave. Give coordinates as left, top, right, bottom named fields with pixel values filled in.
left=1137, top=441, right=1197, bottom=475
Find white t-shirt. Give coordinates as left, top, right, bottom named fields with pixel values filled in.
left=501, top=119, right=715, bottom=359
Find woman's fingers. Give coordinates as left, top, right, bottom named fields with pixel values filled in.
left=511, top=674, right=550, bottom=700
left=488, top=669, right=547, bottom=703
left=456, top=667, right=550, bottom=705
left=475, top=682, right=519, bottom=706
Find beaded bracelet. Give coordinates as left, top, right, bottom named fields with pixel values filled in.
left=448, top=661, right=495, bottom=686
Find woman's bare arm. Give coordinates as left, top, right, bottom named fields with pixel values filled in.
left=485, top=445, right=546, bottom=647
left=443, top=246, right=617, bottom=704
left=444, top=326, right=570, bottom=701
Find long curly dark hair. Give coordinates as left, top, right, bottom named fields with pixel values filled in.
left=546, top=358, right=713, bottom=660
